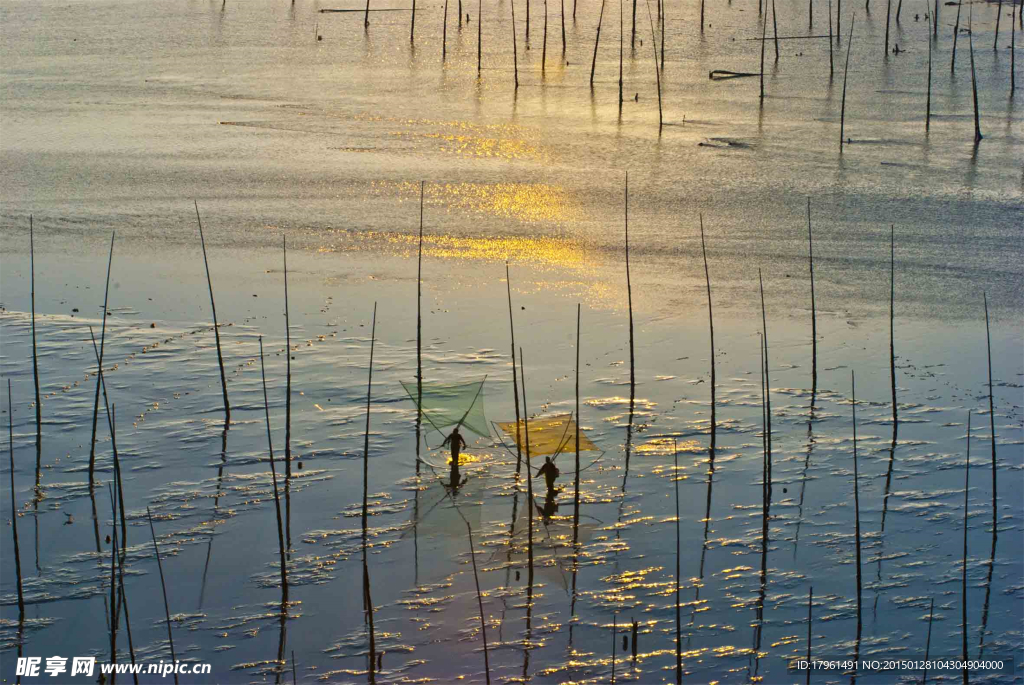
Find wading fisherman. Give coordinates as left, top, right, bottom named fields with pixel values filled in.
left=535, top=456, right=560, bottom=494
left=443, top=425, right=468, bottom=489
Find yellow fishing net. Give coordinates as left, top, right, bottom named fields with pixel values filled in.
left=496, top=414, right=598, bottom=457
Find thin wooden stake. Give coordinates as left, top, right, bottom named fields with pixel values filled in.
left=828, top=0, right=834, bottom=75
left=630, top=0, right=636, bottom=49
left=760, top=8, right=768, bottom=99
left=1011, top=3, right=1016, bottom=93
left=7, top=380, right=25, bottom=620
left=772, top=0, right=780, bottom=61
left=29, top=219, right=41, bottom=481
left=890, top=225, right=897, bottom=430
left=923, top=597, right=934, bottom=684
left=951, top=0, right=962, bottom=73
left=840, top=14, right=855, bottom=150
left=962, top=411, right=971, bottom=684
left=625, top=173, right=635, bottom=399
left=362, top=304, right=377, bottom=532
left=417, top=182, right=424, bottom=460
left=443, top=0, right=449, bottom=61
left=284, top=238, right=292, bottom=482
left=806, top=586, right=813, bottom=685
left=478, top=0, right=483, bottom=74
left=673, top=440, right=682, bottom=685
left=466, top=521, right=491, bottom=684
left=645, top=0, right=663, bottom=130
left=807, top=200, right=817, bottom=400
left=574, top=304, right=582, bottom=538
left=619, top=0, right=624, bottom=104
left=926, top=13, right=932, bottom=131
left=852, top=370, right=862, bottom=631
left=506, top=264, right=523, bottom=474
left=147, top=506, right=178, bottom=685
left=759, top=269, right=772, bottom=493
left=561, top=0, right=566, bottom=53
left=511, top=0, right=518, bottom=86
left=969, top=7, right=982, bottom=143
left=88, top=232, right=115, bottom=486
left=411, top=0, right=416, bottom=41
left=519, top=348, right=535, bottom=586
left=543, top=0, right=548, bottom=70
left=258, top=337, right=288, bottom=593
left=591, top=0, right=607, bottom=86
left=195, top=202, right=230, bottom=426
left=885, top=0, right=892, bottom=54
left=983, top=293, right=997, bottom=539
left=700, top=216, right=716, bottom=450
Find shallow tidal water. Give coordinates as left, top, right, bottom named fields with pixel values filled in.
left=1, top=0, right=1023, bottom=681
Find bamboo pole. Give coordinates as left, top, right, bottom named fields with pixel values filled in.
left=29, top=219, right=41, bottom=480
left=644, top=0, right=663, bottom=129
left=195, top=202, right=230, bottom=426
left=411, top=0, right=416, bottom=40
left=625, top=173, right=635, bottom=401
left=772, top=0, right=780, bottom=61
left=631, top=0, right=636, bottom=49
left=364, top=0, right=370, bottom=25
left=619, top=0, right=624, bottom=104
left=108, top=482, right=118, bottom=682
left=969, top=7, right=982, bottom=143
left=951, top=0, right=961, bottom=73
left=829, top=0, right=834, bottom=75
left=258, top=337, right=288, bottom=592
left=983, top=293, right=996, bottom=539
left=934, top=0, right=938, bottom=35
left=506, top=264, right=523, bottom=475
left=700, top=216, right=716, bottom=450
left=417, top=182, right=424, bottom=463
left=466, top=521, right=491, bottom=684
left=147, top=506, right=178, bottom=685
left=109, top=468, right=137, bottom=683
left=88, top=232, right=115, bottom=486
left=807, top=200, right=817, bottom=400
left=852, top=370, right=862, bottom=631
left=561, top=0, right=566, bottom=53
left=479, top=0, right=483, bottom=74
left=511, top=0, right=518, bottom=86
left=806, top=587, right=813, bottom=685
left=673, top=441, right=682, bottom=685
left=284, top=238, right=292, bottom=483
left=7, top=380, right=25, bottom=620
left=760, top=8, right=768, bottom=99
left=573, top=304, right=581, bottom=539
left=526, top=0, right=530, bottom=46
left=1011, top=3, right=1016, bottom=93
left=362, top=304, right=377, bottom=533
left=759, top=270, right=772, bottom=493
left=994, top=0, right=1002, bottom=49
left=962, top=411, right=971, bottom=685
left=840, top=15, right=855, bottom=150
left=591, top=0, right=607, bottom=86
left=519, top=348, right=535, bottom=588
left=543, top=0, right=548, bottom=70
left=926, top=11, right=932, bottom=130
left=923, top=597, right=935, bottom=683
left=885, top=0, right=892, bottom=54
left=890, top=225, right=897, bottom=430
left=443, top=0, right=449, bottom=61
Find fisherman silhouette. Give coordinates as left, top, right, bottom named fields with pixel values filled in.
left=442, top=425, right=468, bottom=490
left=535, top=456, right=560, bottom=494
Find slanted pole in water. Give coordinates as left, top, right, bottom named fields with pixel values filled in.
left=466, top=521, right=491, bottom=684
left=983, top=293, right=997, bottom=539
left=543, top=0, right=548, bottom=70
left=416, top=183, right=424, bottom=459
left=619, top=0, right=624, bottom=104
left=195, top=202, right=230, bottom=426
left=700, top=216, right=716, bottom=449
left=479, top=0, right=483, bottom=74
left=962, top=412, right=971, bottom=684
left=759, top=270, right=772, bottom=493
left=506, top=264, right=523, bottom=475
left=258, top=337, right=288, bottom=593
left=994, top=0, right=1002, bottom=49
left=772, top=0, right=780, bottom=61
left=591, top=0, right=606, bottom=86
left=852, top=371, right=862, bottom=631
left=443, top=0, right=449, bottom=61
left=923, top=597, right=934, bottom=683
left=362, top=304, right=377, bottom=532
left=574, top=304, right=582, bottom=538
left=88, top=232, right=115, bottom=486
left=561, top=0, right=566, bottom=53
left=828, top=0, right=834, bottom=75
left=365, top=0, right=370, bottom=25
left=519, top=348, right=535, bottom=585
left=1011, top=3, right=1016, bottom=92
left=29, top=219, right=41, bottom=479
left=147, top=506, right=179, bottom=685
left=411, top=0, right=416, bottom=40
left=7, top=380, right=25, bottom=620
left=840, top=15, right=855, bottom=150
left=631, top=0, right=636, bottom=49
left=644, top=0, right=663, bottom=129
left=284, top=239, right=292, bottom=481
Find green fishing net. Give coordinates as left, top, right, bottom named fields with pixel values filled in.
left=400, top=377, right=490, bottom=438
